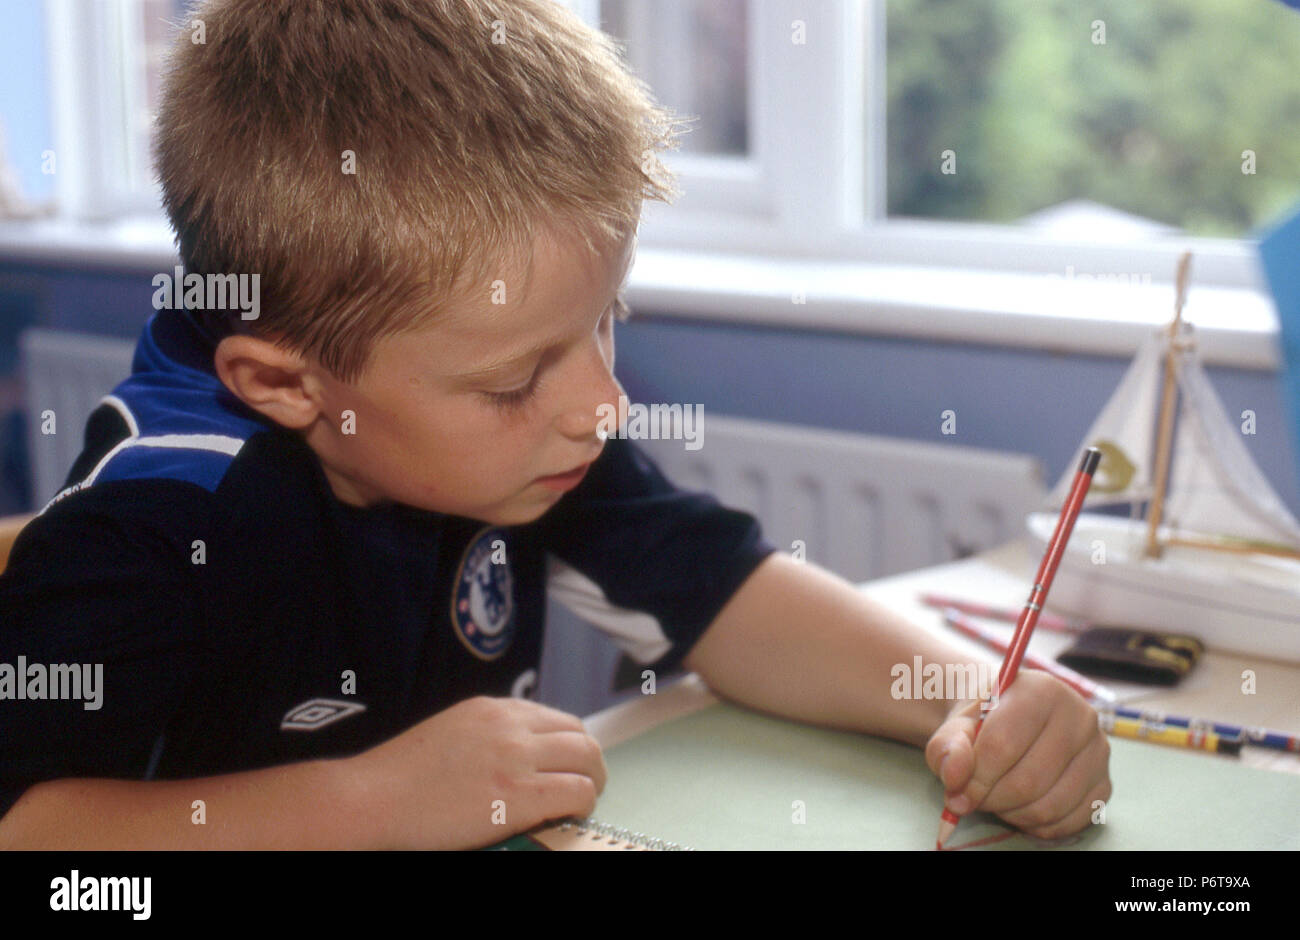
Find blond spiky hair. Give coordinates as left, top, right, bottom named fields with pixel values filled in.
left=155, top=0, right=681, bottom=382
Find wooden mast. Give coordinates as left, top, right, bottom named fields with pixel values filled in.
left=1143, top=252, right=1192, bottom=558
left=1162, top=533, right=1300, bottom=560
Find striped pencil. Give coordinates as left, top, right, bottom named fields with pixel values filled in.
left=1100, top=713, right=1243, bottom=756
left=1111, top=707, right=1298, bottom=754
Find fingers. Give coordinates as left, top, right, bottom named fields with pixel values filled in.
left=928, top=672, right=1108, bottom=827
left=526, top=772, right=600, bottom=823
left=508, top=698, right=589, bottom=735
left=995, top=730, right=1112, bottom=839
left=532, top=730, right=608, bottom=794
left=976, top=689, right=1099, bottom=817
left=925, top=707, right=978, bottom=802
left=944, top=688, right=1053, bottom=814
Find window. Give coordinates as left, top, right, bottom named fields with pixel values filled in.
left=46, top=0, right=187, bottom=219
left=595, top=0, right=1283, bottom=291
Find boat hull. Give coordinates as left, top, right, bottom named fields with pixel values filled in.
left=1026, top=512, right=1300, bottom=663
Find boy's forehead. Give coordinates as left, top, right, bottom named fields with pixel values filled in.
left=429, top=226, right=636, bottom=371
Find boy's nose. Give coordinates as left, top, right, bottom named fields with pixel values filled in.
left=555, top=356, right=623, bottom=442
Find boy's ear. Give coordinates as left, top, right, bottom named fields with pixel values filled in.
left=213, top=334, right=323, bottom=430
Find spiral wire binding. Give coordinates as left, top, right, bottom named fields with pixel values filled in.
left=559, top=817, right=693, bottom=851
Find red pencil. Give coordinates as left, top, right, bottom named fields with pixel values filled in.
left=935, top=446, right=1102, bottom=850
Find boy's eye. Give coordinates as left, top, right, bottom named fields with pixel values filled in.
left=482, top=369, right=540, bottom=412
left=479, top=300, right=618, bottom=413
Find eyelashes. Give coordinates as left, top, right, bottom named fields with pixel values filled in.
left=483, top=372, right=540, bottom=412
left=480, top=300, right=620, bottom=412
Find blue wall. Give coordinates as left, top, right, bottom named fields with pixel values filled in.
left=615, top=316, right=1300, bottom=517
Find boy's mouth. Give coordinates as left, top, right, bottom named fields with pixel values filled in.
left=534, top=461, right=593, bottom=492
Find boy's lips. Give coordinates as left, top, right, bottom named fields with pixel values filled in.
left=533, top=449, right=603, bottom=488
left=535, top=459, right=595, bottom=491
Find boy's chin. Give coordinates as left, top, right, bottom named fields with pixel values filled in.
left=423, top=487, right=566, bottom=527
left=471, top=497, right=564, bottom=527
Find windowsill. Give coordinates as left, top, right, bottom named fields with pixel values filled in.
left=0, top=216, right=1281, bottom=371
left=626, top=248, right=1282, bottom=372
left=0, top=215, right=179, bottom=270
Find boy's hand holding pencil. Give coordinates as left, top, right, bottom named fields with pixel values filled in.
left=924, top=670, right=1112, bottom=842
left=927, top=446, right=1108, bottom=848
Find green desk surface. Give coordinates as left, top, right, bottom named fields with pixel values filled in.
left=593, top=702, right=1300, bottom=850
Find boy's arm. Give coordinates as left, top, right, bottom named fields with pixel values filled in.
left=681, top=552, right=987, bottom=747
left=682, top=552, right=1112, bottom=839
left=0, top=759, right=368, bottom=850
left=0, top=695, right=607, bottom=850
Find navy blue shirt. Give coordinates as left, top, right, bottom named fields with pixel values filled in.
left=0, top=311, right=774, bottom=820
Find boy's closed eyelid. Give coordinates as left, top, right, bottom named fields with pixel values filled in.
left=478, top=355, right=544, bottom=392
left=480, top=361, right=544, bottom=411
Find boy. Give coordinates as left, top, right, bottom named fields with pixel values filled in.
left=0, top=0, right=1109, bottom=849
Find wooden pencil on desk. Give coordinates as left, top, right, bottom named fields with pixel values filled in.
left=920, top=594, right=1090, bottom=633
left=936, top=446, right=1102, bottom=850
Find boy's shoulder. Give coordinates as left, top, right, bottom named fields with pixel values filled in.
left=5, top=312, right=342, bottom=602
left=44, top=311, right=279, bottom=515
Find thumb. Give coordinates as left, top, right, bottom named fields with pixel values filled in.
left=925, top=707, right=980, bottom=814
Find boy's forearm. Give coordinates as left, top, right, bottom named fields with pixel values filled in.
left=0, top=756, right=382, bottom=850
left=683, top=553, right=996, bottom=748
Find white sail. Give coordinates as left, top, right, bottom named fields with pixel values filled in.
left=1047, top=328, right=1164, bottom=508
left=1163, top=348, right=1300, bottom=549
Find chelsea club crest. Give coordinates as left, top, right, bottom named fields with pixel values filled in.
left=451, top=527, right=515, bottom=661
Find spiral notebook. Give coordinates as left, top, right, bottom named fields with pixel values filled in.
left=489, top=818, right=692, bottom=851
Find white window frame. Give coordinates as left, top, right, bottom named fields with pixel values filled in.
left=46, top=0, right=168, bottom=220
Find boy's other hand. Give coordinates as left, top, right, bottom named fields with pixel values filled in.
left=346, top=696, right=606, bottom=849
left=923, top=670, right=1112, bottom=841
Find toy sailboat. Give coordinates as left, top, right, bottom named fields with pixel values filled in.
left=1027, top=254, right=1300, bottom=663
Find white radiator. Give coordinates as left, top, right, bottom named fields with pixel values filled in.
left=21, top=329, right=136, bottom=506
left=636, top=416, right=1045, bottom=581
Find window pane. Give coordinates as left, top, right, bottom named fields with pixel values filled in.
left=601, top=0, right=749, bottom=156
left=884, top=0, right=1300, bottom=237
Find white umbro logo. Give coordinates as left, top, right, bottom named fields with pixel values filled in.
left=280, top=698, right=367, bottom=732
